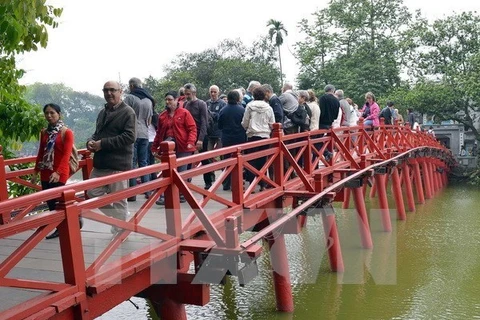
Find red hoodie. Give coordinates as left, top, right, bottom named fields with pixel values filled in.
left=151, top=107, right=197, bottom=153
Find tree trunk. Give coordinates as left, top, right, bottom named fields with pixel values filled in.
left=278, top=45, right=283, bottom=87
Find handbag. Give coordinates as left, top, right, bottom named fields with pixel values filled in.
left=60, top=127, right=79, bottom=175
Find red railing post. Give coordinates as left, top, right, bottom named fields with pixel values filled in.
left=421, top=159, right=433, bottom=200
left=81, top=150, right=94, bottom=199
left=265, top=233, right=294, bottom=312
left=320, top=202, right=345, bottom=272
left=342, top=187, right=351, bottom=209
left=412, top=159, right=425, bottom=204
left=391, top=166, right=406, bottom=220
left=0, top=146, right=10, bottom=224
left=231, top=147, right=244, bottom=205
left=402, top=162, right=416, bottom=212
left=375, top=173, right=392, bottom=232
left=57, top=189, right=88, bottom=317
left=271, top=123, right=284, bottom=187
left=160, top=141, right=182, bottom=237
left=352, top=185, right=373, bottom=249
left=304, top=132, right=313, bottom=174
left=357, top=118, right=365, bottom=156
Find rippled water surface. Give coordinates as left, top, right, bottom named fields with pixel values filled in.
left=98, top=184, right=480, bottom=319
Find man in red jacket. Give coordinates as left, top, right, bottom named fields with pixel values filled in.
left=151, top=91, right=197, bottom=205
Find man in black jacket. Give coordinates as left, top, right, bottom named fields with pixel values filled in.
left=263, top=84, right=284, bottom=124
left=318, top=84, right=340, bottom=161
left=380, top=101, right=395, bottom=125
left=203, top=85, right=226, bottom=189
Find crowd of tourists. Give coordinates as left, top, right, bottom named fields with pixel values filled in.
left=32, top=78, right=421, bottom=240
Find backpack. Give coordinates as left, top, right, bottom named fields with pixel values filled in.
left=60, top=127, right=79, bottom=175
left=206, top=101, right=224, bottom=138
left=287, top=104, right=310, bottom=130
left=206, top=109, right=218, bottom=136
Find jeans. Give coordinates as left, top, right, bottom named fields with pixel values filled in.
left=130, top=138, right=150, bottom=187
left=148, top=141, right=157, bottom=181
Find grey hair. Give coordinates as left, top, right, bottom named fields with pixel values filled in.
left=129, top=77, right=142, bottom=88
left=234, top=88, right=244, bottom=102
left=247, top=81, right=261, bottom=91
left=335, top=89, right=345, bottom=99
left=262, top=84, right=274, bottom=93
left=297, top=90, right=309, bottom=100
left=184, top=83, right=197, bottom=92
left=283, top=83, right=293, bottom=91
left=324, top=84, right=335, bottom=93
left=237, top=87, right=246, bottom=95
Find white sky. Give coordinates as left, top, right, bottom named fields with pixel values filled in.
left=17, top=0, right=479, bottom=96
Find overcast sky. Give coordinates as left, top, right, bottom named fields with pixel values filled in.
left=17, top=0, right=479, bottom=96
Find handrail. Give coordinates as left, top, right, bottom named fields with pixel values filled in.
left=0, top=121, right=455, bottom=319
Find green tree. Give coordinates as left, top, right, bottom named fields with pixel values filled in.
left=296, top=0, right=412, bottom=102
left=24, top=83, right=104, bottom=149
left=144, top=38, right=281, bottom=101
left=267, top=19, right=288, bottom=86
left=0, top=0, right=62, bottom=151
left=401, top=12, right=480, bottom=141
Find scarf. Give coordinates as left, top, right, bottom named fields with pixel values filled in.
left=39, top=120, right=65, bottom=171
left=130, top=87, right=156, bottom=108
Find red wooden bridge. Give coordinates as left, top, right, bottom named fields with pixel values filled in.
left=0, top=120, right=455, bottom=319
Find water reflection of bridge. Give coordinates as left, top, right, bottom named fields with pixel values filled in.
left=0, top=121, right=454, bottom=319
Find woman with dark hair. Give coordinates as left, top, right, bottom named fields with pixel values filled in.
left=33, top=103, right=82, bottom=239
left=241, top=86, right=275, bottom=192
left=217, top=90, right=247, bottom=190
left=151, top=91, right=197, bottom=205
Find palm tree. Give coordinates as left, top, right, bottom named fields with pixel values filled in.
left=267, top=19, right=288, bottom=86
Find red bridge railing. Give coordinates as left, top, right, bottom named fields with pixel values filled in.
left=0, top=121, right=455, bottom=319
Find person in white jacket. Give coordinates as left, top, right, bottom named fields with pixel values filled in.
left=241, top=86, right=275, bottom=191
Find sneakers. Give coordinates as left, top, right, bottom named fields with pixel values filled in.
left=324, top=151, right=333, bottom=162
left=222, top=185, right=230, bottom=191
left=179, top=195, right=187, bottom=203
left=156, top=195, right=186, bottom=204
left=127, top=196, right=136, bottom=202
left=45, top=229, right=60, bottom=239
left=156, top=196, right=165, bottom=206
left=204, top=184, right=211, bottom=190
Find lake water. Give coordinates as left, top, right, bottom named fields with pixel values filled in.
left=98, top=183, right=480, bottom=320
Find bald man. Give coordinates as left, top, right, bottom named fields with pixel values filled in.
left=86, top=81, right=136, bottom=234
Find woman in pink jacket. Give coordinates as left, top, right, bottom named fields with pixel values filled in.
left=361, top=92, right=380, bottom=127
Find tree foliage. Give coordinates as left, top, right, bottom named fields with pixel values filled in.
left=0, top=0, right=62, bottom=152
left=267, top=19, right=288, bottom=85
left=144, top=38, right=281, bottom=103
left=398, top=12, right=480, bottom=140
left=296, top=0, right=413, bottom=103
left=23, top=83, right=104, bottom=151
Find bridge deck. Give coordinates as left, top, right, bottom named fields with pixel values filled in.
left=0, top=175, right=228, bottom=313
left=0, top=123, right=454, bottom=319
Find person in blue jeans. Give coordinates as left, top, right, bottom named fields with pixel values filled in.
left=124, top=78, right=154, bottom=201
